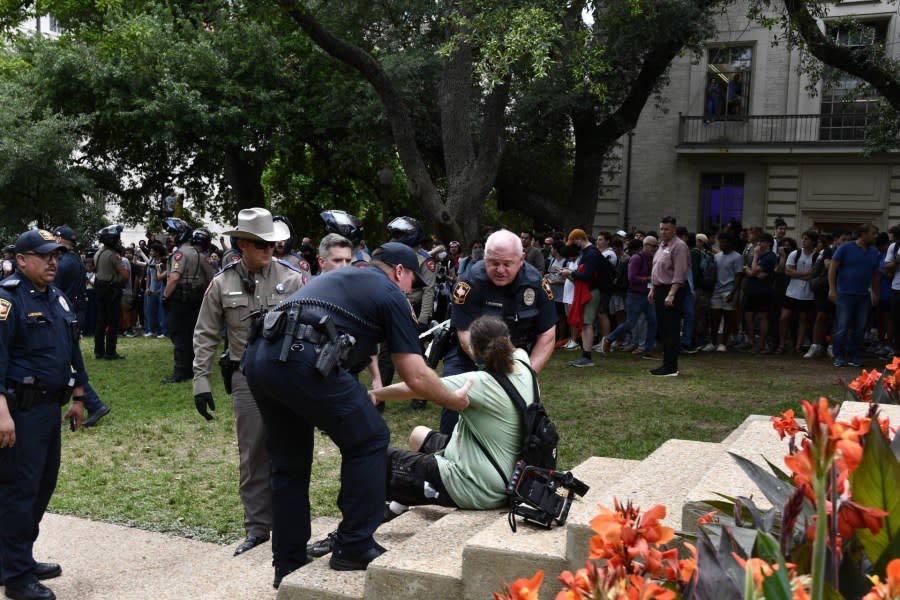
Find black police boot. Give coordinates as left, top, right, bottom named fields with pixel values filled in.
left=306, top=530, right=336, bottom=558
left=329, top=543, right=386, bottom=571
left=82, top=405, right=111, bottom=428
left=3, top=581, right=56, bottom=600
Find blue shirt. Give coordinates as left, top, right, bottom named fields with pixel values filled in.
left=833, top=241, right=879, bottom=296
left=746, top=251, right=777, bottom=295
left=0, top=275, right=87, bottom=395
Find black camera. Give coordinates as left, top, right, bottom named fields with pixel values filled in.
left=505, top=460, right=590, bottom=531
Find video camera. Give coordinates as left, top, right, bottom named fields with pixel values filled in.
left=505, top=460, right=590, bottom=532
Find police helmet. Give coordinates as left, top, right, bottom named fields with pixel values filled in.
left=163, top=217, right=193, bottom=245
left=321, top=210, right=364, bottom=245
left=387, top=216, right=424, bottom=247
left=2, top=244, right=14, bottom=256
left=98, top=224, right=124, bottom=248
left=191, top=228, right=212, bottom=250
left=272, top=215, right=296, bottom=253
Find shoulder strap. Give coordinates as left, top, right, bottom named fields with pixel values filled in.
left=473, top=359, right=538, bottom=486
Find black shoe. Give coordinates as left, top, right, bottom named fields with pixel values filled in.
left=33, top=563, right=61, bottom=581
left=650, top=366, right=679, bottom=377
left=273, top=565, right=300, bottom=590
left=306, top=530, right=336, bottom=558
left=329, top=543, right=386, bottom=571
left=4, top=581, right=56, bottom=600
left=160, top=376, right=189, bottom=384
left=94, top=354, right=104, bottom=360
left=104, top=353, right=126, bottom=360
left=680, top=344, right=699, bottom=354
left=382, top=503, right=402, bottom=524
left=408, top=400, right=426, bottom=410
left=233, top=534, right=269, bottom=556
left=82, top=405, right=110, bottom=428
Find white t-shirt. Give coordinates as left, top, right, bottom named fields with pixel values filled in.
left=884, top=243, right=900, bottom=291
left=562, top=259, right=577, bottom=304
left=785, top=249, right=815, bottom=300
left=601, top=248, right=617, bottom=266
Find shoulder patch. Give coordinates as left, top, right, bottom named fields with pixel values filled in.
left=453, top=281, right=471, bottom=305
left=297, top=259, right=311, bottom=272
left=230, top=254, right=241, bottom=263
left=541, top=278, right=554, bottom=300
left=173, top=252, right=184, bottom=261
left=0, top=298, right=11, bottom=321
left=425, top=258, right=435, bottom=273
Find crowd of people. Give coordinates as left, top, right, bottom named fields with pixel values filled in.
left=0, top=207, right=889, bottom=599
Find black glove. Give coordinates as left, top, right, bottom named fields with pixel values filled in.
left=194, top=392, right=216, bottom=421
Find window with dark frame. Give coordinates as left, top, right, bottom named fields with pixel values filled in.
left=819, top=20, right=887, bottom=141
left=699, top=173, right=744, bottom=234
left=704, top=46, right=753, bottom=120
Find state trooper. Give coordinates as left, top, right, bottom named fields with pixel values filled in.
left=92, top=224, right=128, bottom=360
left=242, top=242, right=469, bottom=587
left=192, top=208, right=307, bottom=558
left=320, top=210, right=370, bottom=264
left=161, top=218, right=216, bottom=384
left=0, top=229, right=88, bottom=600
left=378, top=217, right=436, bottom=409
left=272, top=215, right=313, bottom=273
left=440, top=229, right=557, bottom=433
left=52, top=226, right=111, bottom=428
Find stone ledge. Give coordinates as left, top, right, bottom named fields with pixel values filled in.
left=461, top=457, right=637, bottom=600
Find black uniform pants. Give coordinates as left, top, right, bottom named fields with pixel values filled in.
left=0, top=403, right=61, bottom=588
left=243, top=339, right=389, bottom=573
left=93, top=285, right=122, bottom=358
left=166, top=294, right=201, bottom=380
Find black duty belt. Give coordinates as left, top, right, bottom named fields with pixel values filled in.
left=292, top=323, right=327, bottom=346
left=5, top=383, right=69, bottom=411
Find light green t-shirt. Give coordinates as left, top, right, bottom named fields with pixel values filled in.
left=436, top=348, right=535, bottom=509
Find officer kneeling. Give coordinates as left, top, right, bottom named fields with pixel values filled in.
left=0, top=229, right=88, bottom=600
left=241, top=242, right=470, bottom=587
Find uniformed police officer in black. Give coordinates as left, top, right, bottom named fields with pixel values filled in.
left=161, top=218, right=216, bottom=384
left=52, top=226, right=111, bottom=428
left=0, top=229, right=88, bottom=600
left=440, top=229, right=557, bottom=433
left=92, top=224, right=128, bottom=360
left=242, top=242, right=469, bottom=587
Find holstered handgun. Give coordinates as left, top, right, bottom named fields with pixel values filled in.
left=314, top=315, right=355, bottom=377
left=219, top=351, right=234, bottom=394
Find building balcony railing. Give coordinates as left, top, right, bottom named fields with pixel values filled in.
left=678, top=113, right=876, bottom=147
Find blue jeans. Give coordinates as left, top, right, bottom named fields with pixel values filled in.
left=608, top=291, right=657, bottom=352
left=81, top=381, right=106, bottom=414
left=833, top=293, right=870, bottom=362
left=680, top=289, right=695, bottom=346
left=144, top=292, right=164, bottom=335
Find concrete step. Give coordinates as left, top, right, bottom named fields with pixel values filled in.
left=565, top=439, right=723, bottom=568
left=681, top=416, right=790, bottom=533
left=461, top=457, right=637, bottom=600
left=837, top=399, right=900, bottom=422
left=364, top=508, right=499, bottom=600
left=276, top=508, right=451, bottom=600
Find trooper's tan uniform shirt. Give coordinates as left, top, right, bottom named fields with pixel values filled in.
left=192, top=258, right=306, bottom=395
left=407, top=250, right=436, bottom=326
left=169, top=241, right=216, bottom=290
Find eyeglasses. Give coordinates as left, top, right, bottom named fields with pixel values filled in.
left=252, top=241, right=275, bottom=250
left=19, top=251, right=59, bottom=262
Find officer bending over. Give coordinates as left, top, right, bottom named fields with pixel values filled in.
left=242, top=242, right=469, bottom=587
left=0, top=229, right=88, bottom=600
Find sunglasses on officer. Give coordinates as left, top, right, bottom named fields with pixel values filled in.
left=251, top=241, right=275, bottom=250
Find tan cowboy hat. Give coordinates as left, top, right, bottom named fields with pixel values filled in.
left=223, top=208, right=288, bottom=242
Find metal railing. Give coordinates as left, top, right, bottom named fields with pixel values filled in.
left=678, top=113, right=875, bottom=147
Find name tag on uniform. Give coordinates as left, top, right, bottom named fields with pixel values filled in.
left=226, top=291, right=243, bottom=296
left=485, top=301, right=503, bottom=308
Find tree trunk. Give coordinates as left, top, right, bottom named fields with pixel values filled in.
left=223, top=148, right=267, bottom=212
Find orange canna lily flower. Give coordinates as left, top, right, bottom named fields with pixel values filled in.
left=624, top=575, right=677, bottom=600
left=862, top=558, right=900, bottom=600
left=697, top=510, right=717, bottom=526
left=494, top=570, right=544, bottom=600
left=885, top=356, right=900, bottom=372
left=848, top=369, right=882, bottom=403
left=837, top=499, right=889, bottom=540
left=773, top=409, right=803, bottom=439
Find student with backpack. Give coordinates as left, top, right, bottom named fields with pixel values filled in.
left=370, top=315, right=549, bottom=516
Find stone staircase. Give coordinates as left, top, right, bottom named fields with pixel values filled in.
left=276, top=401, right=900, bottom=600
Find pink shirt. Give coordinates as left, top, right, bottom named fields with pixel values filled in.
left=651, top=236, right=690, bottom=286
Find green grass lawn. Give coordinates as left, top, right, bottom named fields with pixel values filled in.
left=49, top=337, right=857, bottom=543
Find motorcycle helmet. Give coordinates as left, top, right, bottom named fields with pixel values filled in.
left=163, top=217, right=193, bottom=245
left=320, top=210, right=364, bottom=246
left=191, top=228, right=212, bottom=250
left=98, top=224, right=124, bottom=248
left=387, top=216, right=424, bottom=247
left=272, top=215, right=296, bottom=253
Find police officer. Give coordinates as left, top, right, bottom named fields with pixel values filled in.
left=161, top=218, right=216, bottom=384
left=377, top=217, right=436, bottom=409
left=52, top=226, right=111, bottom=428
left=92, top=224, right=128, bottom=360
left=272, top=215, right=313, bottom=274
left=192, top=208, right=307, bottom=557
left=440, top=229, right=557, bottom=433
left=0, top=229, right=88, bottom=600
left=242, top=242, right=469, bottom=586
left=320, top=210, right=369, bottom=264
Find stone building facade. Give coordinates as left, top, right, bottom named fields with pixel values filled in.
left=595, top=0, right=900, bottom=237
